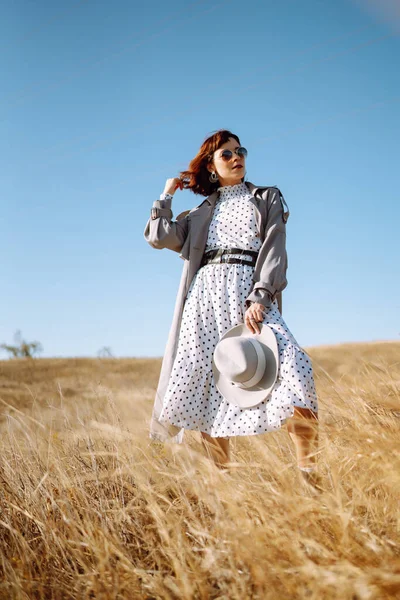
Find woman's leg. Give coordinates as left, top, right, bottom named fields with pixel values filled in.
left=286, top=407, right=319, bottom=469
left=200, top=432, right=231, bottom=469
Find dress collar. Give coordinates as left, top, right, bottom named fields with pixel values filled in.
left=206, top=181, right=260, bottom=206
left=217, top=181, right=249, bottom=195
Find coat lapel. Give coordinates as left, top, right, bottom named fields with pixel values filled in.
left=246, top=182, right=270, bottom=241
left=245, top=183, right=262, bottom=238
left=188, top=190, right=218, bottom=250
left=181, top=190, right=216, bottom=285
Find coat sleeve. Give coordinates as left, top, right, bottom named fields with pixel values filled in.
left=244, top=187, right=289, bottom=310
left=143, top=195, right=190, bottom=253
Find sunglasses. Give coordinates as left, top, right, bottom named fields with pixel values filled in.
left=218, top=146, right=248, bottom=161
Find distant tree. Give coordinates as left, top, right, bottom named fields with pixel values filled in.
left=97, top=346, right=113, bottom=358
left=0, top=330, right=43, bottom=359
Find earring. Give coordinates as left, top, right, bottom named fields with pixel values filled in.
left=209, top=172, right=218, bottom=183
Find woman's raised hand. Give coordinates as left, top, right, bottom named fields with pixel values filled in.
left=163, top=178, right=183, bottom=196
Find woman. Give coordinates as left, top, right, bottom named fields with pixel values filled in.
left=144, top=130, right=320, bottom=489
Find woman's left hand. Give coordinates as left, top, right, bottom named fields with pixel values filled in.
left=244, top=302, right=266, bottom=335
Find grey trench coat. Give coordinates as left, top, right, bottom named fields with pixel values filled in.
left=143, top=182, right=290, bottom=443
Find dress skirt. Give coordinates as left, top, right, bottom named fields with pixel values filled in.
left=158, top=183, right=318, bottom=438
left=158, top=263, right=318, bottom=438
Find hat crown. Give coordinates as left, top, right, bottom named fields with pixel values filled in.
left=214, top=337, right=265, bottom=387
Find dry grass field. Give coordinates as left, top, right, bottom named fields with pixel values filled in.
left=0, top=341, right=399, bottom=600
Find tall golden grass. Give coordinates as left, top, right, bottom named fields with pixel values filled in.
left=0, top=342, right=399, bottom=599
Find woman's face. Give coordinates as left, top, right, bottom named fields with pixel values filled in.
left=208, top=137, right=246, bottom=187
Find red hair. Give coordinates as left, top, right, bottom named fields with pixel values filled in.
left=180, top=130, right=241, bottom=196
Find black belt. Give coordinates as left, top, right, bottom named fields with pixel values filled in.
left=200, top=248, right=258, bottom=268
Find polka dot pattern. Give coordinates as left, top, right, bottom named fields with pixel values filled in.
left=206, top=182, right=260, bottom=260
left=159, top=182, right=318, bottom=438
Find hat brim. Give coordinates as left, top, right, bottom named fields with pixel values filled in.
left=212, top=323, right=279, bottom=408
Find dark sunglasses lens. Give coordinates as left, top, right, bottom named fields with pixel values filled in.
left=237, top=147, right=248, bottom=158
left=221, top=150, right=233, bottom=161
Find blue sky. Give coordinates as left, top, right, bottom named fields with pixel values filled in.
left=1, top=0, right=399, bottom=358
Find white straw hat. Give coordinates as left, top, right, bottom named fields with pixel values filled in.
left=212, top=323, right=279, bottom=408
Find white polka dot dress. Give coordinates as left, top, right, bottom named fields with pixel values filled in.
left=159, top=182, right=318, bottom=438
